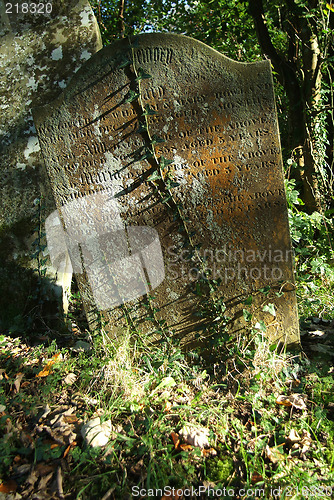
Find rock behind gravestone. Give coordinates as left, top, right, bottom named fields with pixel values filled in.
left=33, top=34, right=300, bottom=347
left=0, top=0, right=102, bottom=331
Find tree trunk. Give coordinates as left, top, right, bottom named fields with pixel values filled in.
left=324, top=13, right=334, bottom=206
left=248, top=0, right=322, bottom=212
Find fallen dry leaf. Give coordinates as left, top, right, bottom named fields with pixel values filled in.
left=288, top=394, right=307, bottom=410
left=56, top=466, right=64, bottom=499
left=63, top=441, right=77, bottom=458
left=251, top=471, right=264, bottom=484
left=35, top=463, right=56, bottom=476
left=276, top=394, right=307, bottom=410
left=63, top=372, right=77, bottom=385
left=276, top=395, right=292, bottom=406
left=179, top=425, right=210, bottom=449
left=14, top=372, right=24, bottom=393
left=38, top=404, right=51, bottom=421
left=286, top=429, right=312, bottom=456
left=36, top=406, right=80, bottom=447
left=170, top=431, right=192, bottom=452
left=265, top=445, right=285, bottom=464
left=201, top=447, right=217, bottom=457
left=287, top=428, right=300, bottom=444
left=0, top=480, right=17, bottom=493
left=171, top=431, right=180, bottom=449
left=179, top=443, right=193, bottom=452
left=300, top=430, right=312, bottom=454
left=36, top=353, right=61, bottom=378
left=63, top=415, right=79, bottom=424
left=164, top=401, right=173, bottom=412
left=38, top=471, right=54, bottom=490
left=0, top=370, right=9, bottom=380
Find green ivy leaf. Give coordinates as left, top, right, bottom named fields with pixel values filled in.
left=243, top=295, right=253, bottom=306
left=118, top=56, right=131, bottom=68
left=142, top=104, right=158, bottom=116
left=243, top=309, right=252, bottom=322
left=259, top=286, right=271, bottom=295
left=161, top=194, right=172, bottom=204
left=135, top=147, right=153, bottom=161
left=159, top=156, right=173, bottom=169
left=254, top=320, right=267, bottom=332
left=165, top=180, right=180, bottom=189
left=137, top=121, right=147, bottom=133
left=147, top=171, right=162, bottom=181
left=124, top=90, right=140, bottom=103
left=151, top=134, right=165, bottom=145
left=263, top=303, right=276, bottom=317
left=136, top=67, right=152, bottom=80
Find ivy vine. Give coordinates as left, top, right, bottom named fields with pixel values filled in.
left=113, top=36, right=228, bottom=344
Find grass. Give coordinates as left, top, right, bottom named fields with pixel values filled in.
left=0, top=290, right=333, bottom=499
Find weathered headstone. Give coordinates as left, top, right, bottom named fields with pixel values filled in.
left=0, top=0, right=102, bottom=330
left=34, top=34, right=300, bottom=346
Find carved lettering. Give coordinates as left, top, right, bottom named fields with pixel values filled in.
left=134, top=47, right=173, bottom=65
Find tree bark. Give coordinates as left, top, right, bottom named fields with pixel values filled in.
left=248, top=0, right=322, bottom=212
left=324, top=12, right=334, bottom=204
left=118, top=0, right=125, bottom=38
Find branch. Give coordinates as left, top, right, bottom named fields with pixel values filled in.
left=248, top=0, right=302, bottom=98
left=248, top=0, right=283, bottom=69
left=118, top=0, right=125, bottom=38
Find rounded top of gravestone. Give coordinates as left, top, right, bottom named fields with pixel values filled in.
left=34, top=32, right=269, bottom=120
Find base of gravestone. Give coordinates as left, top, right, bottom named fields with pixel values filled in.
left=80, top=279, right=300, bottom=352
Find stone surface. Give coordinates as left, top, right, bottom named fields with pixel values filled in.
left=33, top=33, right=300, bottom=346
left=0, top=0, right=102, bottom=330
left=81, top=417, right=112, bottom=447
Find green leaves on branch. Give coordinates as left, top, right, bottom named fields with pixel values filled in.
left=165, top=179, right=180, bottom=189
left=142, top=104, right=158, bottom=116
left=151, top=134, right=165, bottom=145
left=161, top=194, right=172, bottom=204
left=243, top=309, right=252, bottom=322
left=118, top=56, right=131, bottom=68
left=243, top=296, right=253, bottom=306
left=263, top=303, right=276, bottom=317
left=259, top=286, right=271, bottom=295
left=147, top=170, right=162, bottom=182
left=136, top=67, right=152, bottom=81
left=137, top=121, right=147, bottom=133
left=124, top=90, right=140, bottom=103
left=159, top=156, right=173, bottom=170
left=134, top=147, right=153, bottom=161
left=254, top=320, right=267, bottom=332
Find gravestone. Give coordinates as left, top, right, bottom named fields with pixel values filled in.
left=0, top=0, right=102, bottom=330
left=33, top=33, right=300, bottom=346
